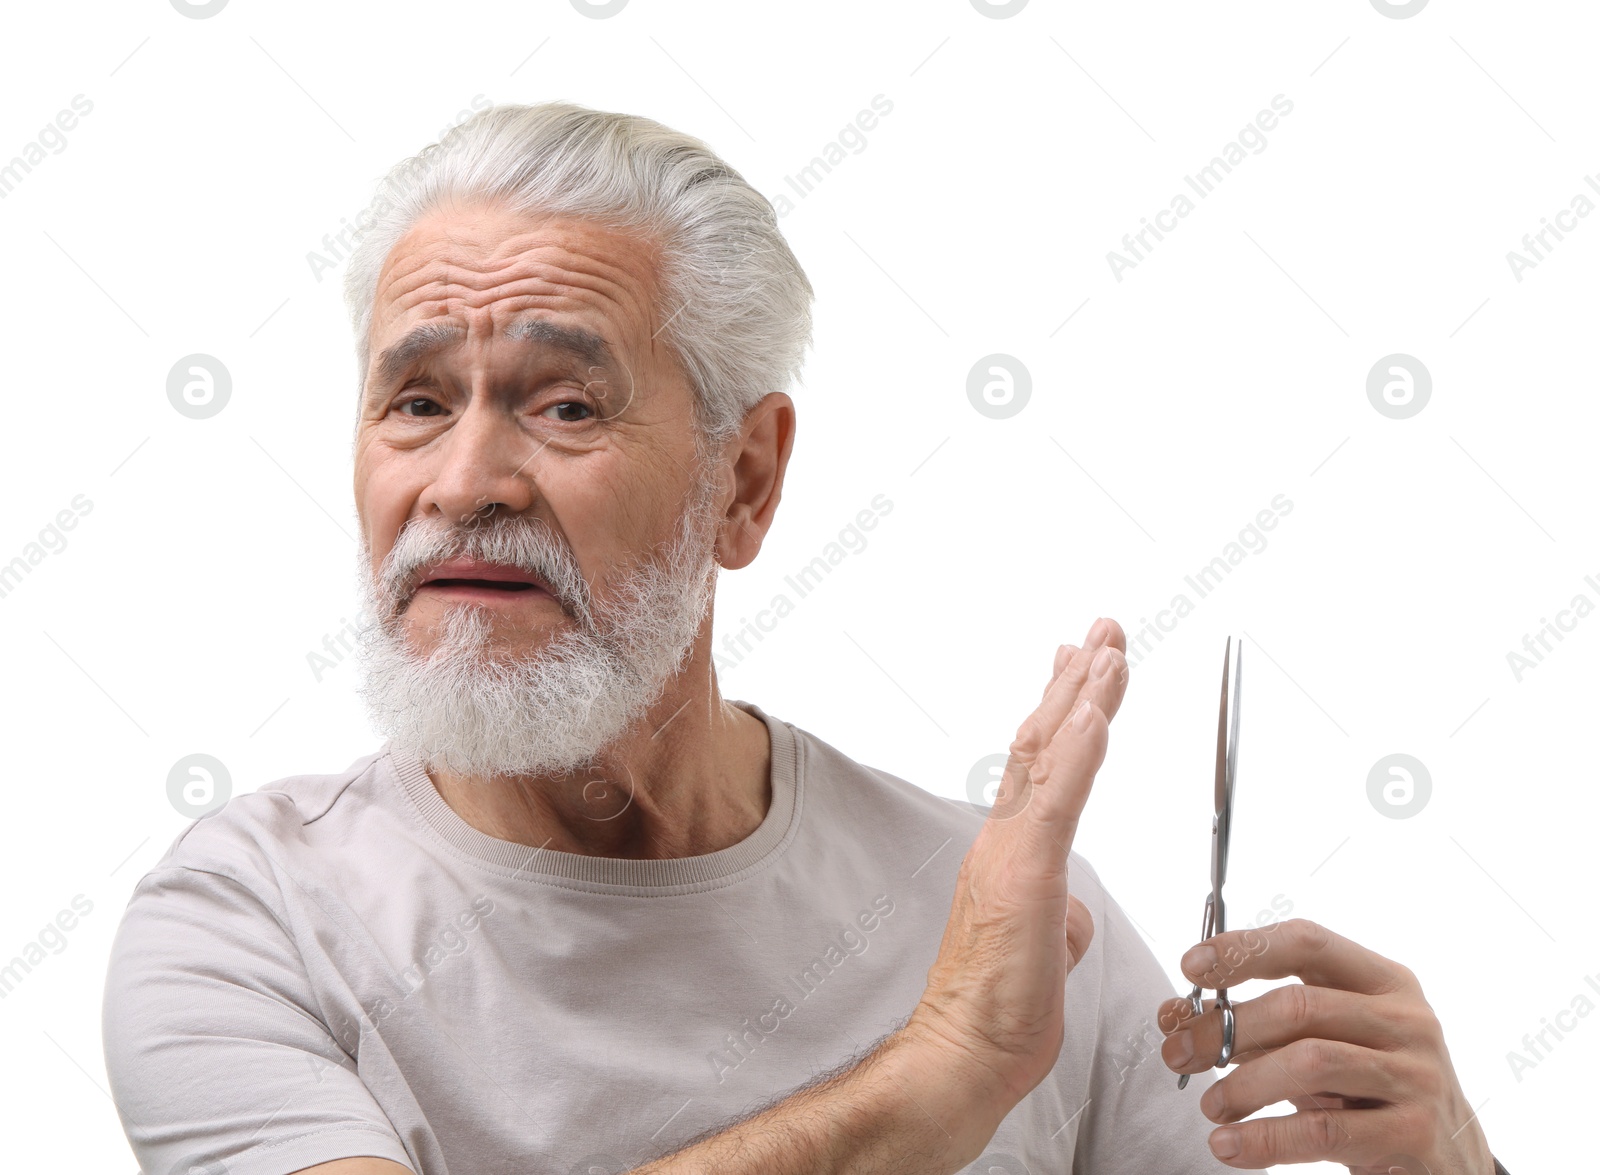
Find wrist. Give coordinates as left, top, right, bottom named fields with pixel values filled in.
left=865, top=1021, right=1010, bottom=1172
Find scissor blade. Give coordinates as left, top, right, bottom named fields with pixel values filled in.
left=1213, top=638, right=1242, bottom=894
left=1214, top=637, right=1231, bottom=817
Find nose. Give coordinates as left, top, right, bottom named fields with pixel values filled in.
left=417, top=398, right=540, bottom=525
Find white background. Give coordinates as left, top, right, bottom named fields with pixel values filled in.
left=1, top=0, right=1593, bottom=1171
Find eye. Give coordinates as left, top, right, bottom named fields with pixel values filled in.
left=397, top=396, right=444, bottom=417
left=542, top=401, right=594, bottom=423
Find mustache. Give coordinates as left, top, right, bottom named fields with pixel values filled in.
left=376, top=514, right=592, bottom=621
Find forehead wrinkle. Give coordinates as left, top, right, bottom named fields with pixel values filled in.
left=395, top=231, right=659, bottom=311
left=367, top=215, right=677, bottom=404
left=381, top=257, right=651, bottom=350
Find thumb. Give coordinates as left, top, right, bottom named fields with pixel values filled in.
left=1065, top=893, right=1095, bottom=970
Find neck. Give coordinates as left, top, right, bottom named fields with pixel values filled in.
left=427, top=642, right=772, bottom=860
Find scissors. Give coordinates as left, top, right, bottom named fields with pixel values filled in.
left=1177, top=635, right=1242, bottom=1089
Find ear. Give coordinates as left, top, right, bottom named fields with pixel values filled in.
left=714, top=392, right=796, bottom=572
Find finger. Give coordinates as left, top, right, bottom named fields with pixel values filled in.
left=1158, top=985, right=1420, bottom=1075
left=1156, top=993, right=1199, bottom=1035
left=1079, top=642, right=1130, bottom=725
left=1041, top=644, right=1079, bottom=701
left=1159, top=994, right=1289, bottom=1069
left=1197, top=1038, right=1405, bottom=1124
left=1081, top=621, right=1132, bottom=733
left=1012, top=697, right=1110, bottom=873
left=1028, top=619, right=1123, bottom=739
left=1179, top=919, right=1419, bottom=998
left=995, top=620, right=1126, bottom=819
left=1204, top=1105, right=1416, bottom=1170
left=1028, top=642, right=1131, bottom=833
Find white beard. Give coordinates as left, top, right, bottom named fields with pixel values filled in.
left=353, top=477, right=721, bottom=780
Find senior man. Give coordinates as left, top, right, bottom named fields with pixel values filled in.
left=103, top=103, right=1502, bottom=1175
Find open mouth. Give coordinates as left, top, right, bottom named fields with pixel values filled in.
left=411, top=558, right=554, bottom=603
left=422, top=578, right=545, bottom=594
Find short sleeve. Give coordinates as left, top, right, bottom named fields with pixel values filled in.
left=1069, top=858, right=1266, bottom=1175
left=102, top=865, right=416, bottom=1175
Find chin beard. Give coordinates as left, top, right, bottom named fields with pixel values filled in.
left=352, top=479, right=720, bottom=781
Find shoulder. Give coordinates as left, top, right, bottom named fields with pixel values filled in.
left=769, top=704, right=989, bottom=829
left=143, top=746, right=391, bottom=895
left=754, top=702, right=1110, bottom=899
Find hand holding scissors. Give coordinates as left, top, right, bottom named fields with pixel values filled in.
left=1159, top=637, right=1502, bottom=1175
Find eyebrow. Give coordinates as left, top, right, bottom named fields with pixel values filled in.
left=369, top=315, right=617, bottom=397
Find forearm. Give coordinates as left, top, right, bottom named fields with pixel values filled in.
left=630, top=1027, right=1002, bottom=1175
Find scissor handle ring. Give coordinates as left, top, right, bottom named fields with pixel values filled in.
left=1214, top=993, right=1234, bottom=1067
left=1175, top=983, right=1235, bottom=1088
left=1186, top=986, right=1235, bottom=1068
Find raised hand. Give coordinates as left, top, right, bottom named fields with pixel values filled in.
left=904, top=618, right=1130, bottom=1119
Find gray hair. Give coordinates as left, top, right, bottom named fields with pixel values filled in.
left=343, top=101, right=814, bottom=454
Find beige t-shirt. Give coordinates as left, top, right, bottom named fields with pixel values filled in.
left=103, top=700, right=1250, bottom=1175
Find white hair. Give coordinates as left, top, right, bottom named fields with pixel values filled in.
left=342, top=101, right=814, bottom=450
